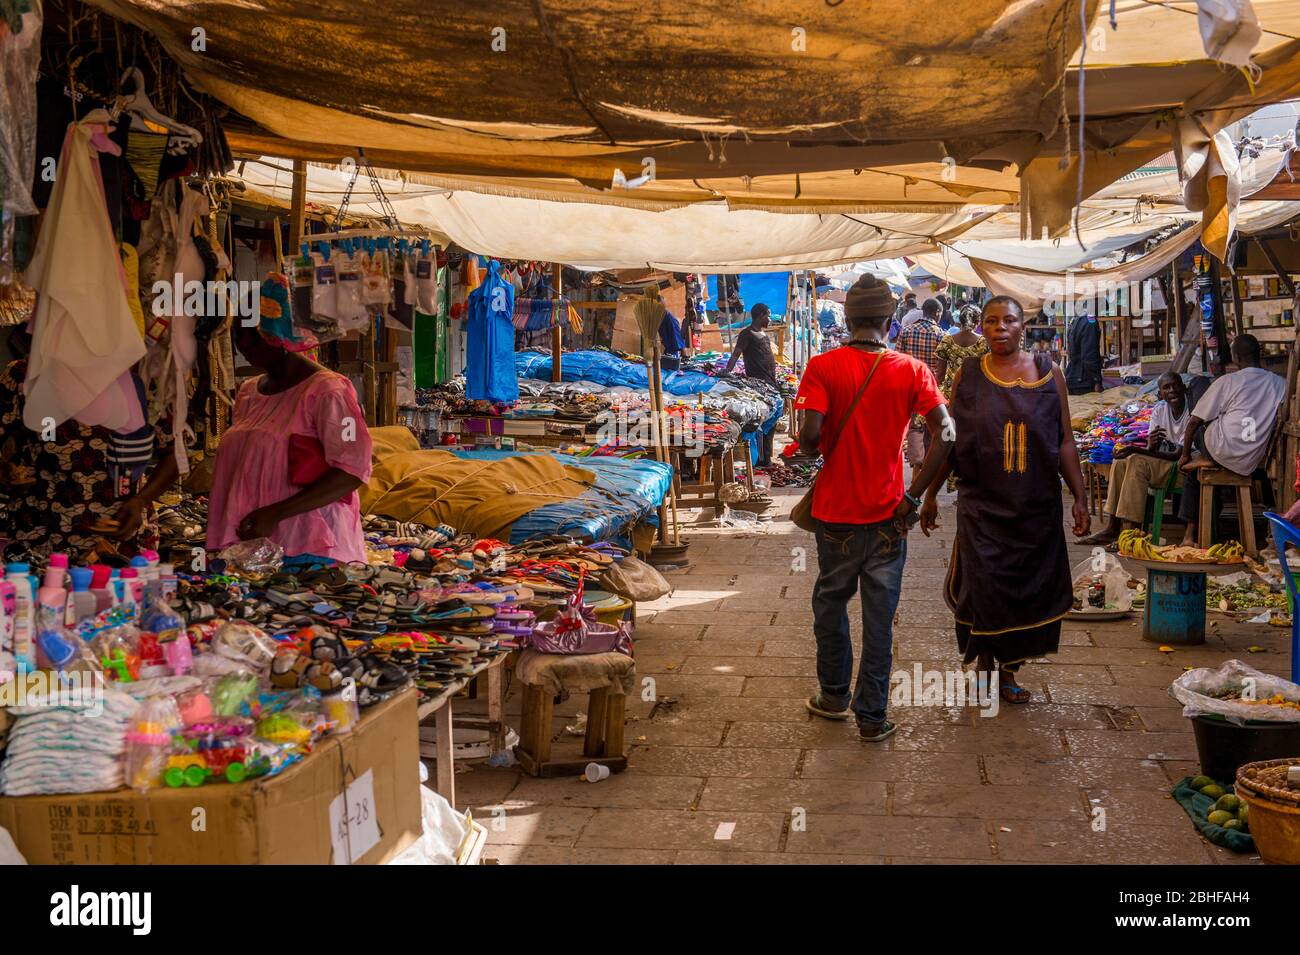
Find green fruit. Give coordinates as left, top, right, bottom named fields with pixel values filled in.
left=1200, top=784, right=1227, bottom=799
left=1207, top=809, right=1233, bottom=826
left=1238, top=803, right=1250, bottom=824
left=1190, top=775, right=1215, bottom=790
left=1215, top=794, right=1241, bottom=813
left=1223, top=819, right=1242, bottom=831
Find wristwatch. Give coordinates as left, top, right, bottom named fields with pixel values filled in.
left=902, top=490, right=922, bottom=510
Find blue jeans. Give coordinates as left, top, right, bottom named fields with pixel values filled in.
left=811, top=519, right=907, bottom=726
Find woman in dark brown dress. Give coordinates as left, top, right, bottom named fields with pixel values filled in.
left=919, top=297, right=1089, bottom=704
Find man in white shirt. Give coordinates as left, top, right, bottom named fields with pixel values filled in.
left=1178, top=334, right=1287, bottom=544
left=1081, top=373, right=1194, bottom=545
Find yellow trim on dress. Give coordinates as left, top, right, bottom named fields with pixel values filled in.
left=1000, top=419, right=1028, bottom=474
left=980, top=354, right=1052, bottom=389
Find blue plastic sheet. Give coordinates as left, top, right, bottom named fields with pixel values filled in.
left=450, top=449, right=672, bottom=543
left=516, top=349, right=783, bottom=462
left=516, top=350, right=718, bottom=396
left=706, top=272, right=791, bottom=317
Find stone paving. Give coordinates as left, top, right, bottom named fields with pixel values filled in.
left=449, top=487, right=1295, bottom=864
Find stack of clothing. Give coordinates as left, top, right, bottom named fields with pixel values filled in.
left=1075, top=401, right=1154, bottom=464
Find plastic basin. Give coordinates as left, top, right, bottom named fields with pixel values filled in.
left=1192, top=715, right=1300, bottom=782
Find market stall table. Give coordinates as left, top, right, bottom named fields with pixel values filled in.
left=416, top=651, right=510, bottom=807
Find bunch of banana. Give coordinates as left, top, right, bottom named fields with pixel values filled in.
left=1206, top=541, right=1244, bottom=562
left=1118, top=529, right=1166, bottom=560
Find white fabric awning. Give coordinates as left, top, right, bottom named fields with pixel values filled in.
left=230, top=157, right=1300, bottom=274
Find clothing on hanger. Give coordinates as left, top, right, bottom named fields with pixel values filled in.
left=22, top=119, right=146, bottom=433
left=464, top=260, right=517, bottom=404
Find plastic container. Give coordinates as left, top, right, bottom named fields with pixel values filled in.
left=44, top=553, right=68, bottom=588
left=89, top=564, right=115, bottom=613
left=66, top=567, right=95, bottom=628
left=158, top=563, right=177, bottom=606
left=1191, top=714, right=1300, bottom=781
left=118, top=568, right=142, bottom=622
left=0, top=581, right=14, bottom=663
left=4, top=563, right=36, bottom=671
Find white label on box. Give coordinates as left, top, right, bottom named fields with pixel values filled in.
left=330, top=769, right=382, bottom=864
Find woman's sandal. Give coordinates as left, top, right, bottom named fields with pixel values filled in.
left=999, top=670, right=1032, bottom=704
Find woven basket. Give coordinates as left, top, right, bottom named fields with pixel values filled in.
left=1236, top=758, right=1300, bottom=807
left=1236, top=757, right=1300, bottom=864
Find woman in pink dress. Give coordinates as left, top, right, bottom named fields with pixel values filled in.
left=202, top=324, right=373, bottom=563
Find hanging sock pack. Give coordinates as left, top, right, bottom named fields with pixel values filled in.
left=334, top=250, right=368, bottom=331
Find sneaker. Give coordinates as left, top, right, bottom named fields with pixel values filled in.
left=857, top=720, right=897, bottom=742
left=805, top=694, right=850, bottom=721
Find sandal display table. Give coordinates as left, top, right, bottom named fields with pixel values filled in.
left=416, top=652, right=510, bottom=807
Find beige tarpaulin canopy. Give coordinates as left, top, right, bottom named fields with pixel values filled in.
left=90, top=0, right=1300, bottom=236
left=913, top=194, right=1300, bottom=291
left=228, top=153, right=1300, bottom=272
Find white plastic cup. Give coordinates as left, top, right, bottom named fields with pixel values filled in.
left=584, top=762, right=611, bottom=783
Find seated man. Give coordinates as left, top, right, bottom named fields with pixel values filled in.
left=1080, top=372, right=1192, bottom=545
left=1178, top=334, right=1287, bottom=544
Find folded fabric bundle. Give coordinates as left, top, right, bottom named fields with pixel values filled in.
left=0, top=685, right=136, bottom=795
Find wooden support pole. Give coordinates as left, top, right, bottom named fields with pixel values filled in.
left=1256, top=237, right=1297, bottom=297
left=288, top=159, right=307, bottom=251
left=1230, top=270, right=1245, bottom=338
left=551, top=262, right=563, bottom=383
left=1209, top=257, right=1230, bottom=369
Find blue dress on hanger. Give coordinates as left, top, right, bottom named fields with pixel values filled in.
left=465, top=260, right=518, bottom=403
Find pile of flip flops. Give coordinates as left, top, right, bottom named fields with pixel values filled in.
left=171, top=533, right=629, bottom=704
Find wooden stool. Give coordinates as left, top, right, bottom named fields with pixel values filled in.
left=1195, top=402, right=1286, bottom=558
left=1197, top=467, right=1259, bottom=556
left=1086, top=461, right=1110, bottom=517
left=513, top=650, right=634, bottom=778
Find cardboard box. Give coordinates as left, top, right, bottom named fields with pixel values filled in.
left=0, top=689, right=421, bottom=865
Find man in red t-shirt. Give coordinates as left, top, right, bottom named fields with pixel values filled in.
left=794, top=274, right=954, bottom=742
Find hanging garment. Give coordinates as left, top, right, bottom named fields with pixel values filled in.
left=413, top=309, right=438, bottom=389
left=437, top=264, right=453, bottom=383
left=464, top=259, right=517, bottom=403
left=122, top=129, right=168, bottom=199
left=22, top=119, right=146, bottom=432
left=106, top=372, right=155, bottom=493
left=144, top=184, right=218, bottom=475
left=119, top=242, right=146, bottom=338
